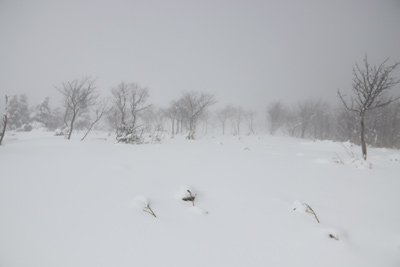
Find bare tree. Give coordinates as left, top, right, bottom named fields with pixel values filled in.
left=338, top=56, right=400, bottom=160
left=81, top=99, right=108, bottom=141
left=111, top=82, right=150, bottom=129
left=244, top=109, right=257, bottom=135
left=309, top=100, right=331, bottom=140
left=284, top=108, right=301, bottom=137
left=334, top=107, right=358, bottom=143
left=215, top=106, right=231, bottom=135
left=128, top=83, right=151, bottom=128
left=229, top=106, right=244, bottom=135
left=298, top=100, right=319, bottom=139
left=165, top=100, right=180, bottom=135
left=111, top=82, right=129, bottom=127
left=180, top=91, right=216, bottom=140
left=56, top=77, right=99, bottom=139
left=0, top=95, right=8, bottom=146
left=267, top=101, right=286, bottom=135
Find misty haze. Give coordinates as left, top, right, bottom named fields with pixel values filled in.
left=1, top=1, right=400, bottom=267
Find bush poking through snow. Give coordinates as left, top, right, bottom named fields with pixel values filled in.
left=150, top=131, right=166, bottom=144
left=293, top=201, right=320, bottom=223
left=333, top=153, right=344, bottom=164
left=334, top=142, right=373, bottom=169
left=134, top=196, right=157, bottom=218
left=143, top=203, right=157, bottom=218
left=54, top=128, right=68, bottom=136
left=117, top=125, right=146, bottom=144
left=329, top=233, right=339, bottom=240
left=182, top=190, right=196, bottom=206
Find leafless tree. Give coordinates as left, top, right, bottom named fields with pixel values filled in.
left=0, top=95, right=8, bottom=146
left=229, top=106, right=244, bottom=135
left=81, top=99, right=108, bottom=141
left=128, top=83, right=151, bottom=128
left=215, top=106, right=231, bottom=135
left=267, top=101, right=286, bottom=135
left=165, top=100, right=181, bottom=135
left=244, top=109, right=257, bottom=135
left=334, top=107, right=358, bottom=143
left=309, top=101, right=331, bottom=140
left=338, top=56, right=400, bottom=160
left=111, top=82, right=129, bottom=127
left=298, top=100, right=319, bottom=139
left=56, top=77, right=99, bottom=140
left=180, top=91, right=216, bottom=139
left=111, top=82, right=150, bottom=129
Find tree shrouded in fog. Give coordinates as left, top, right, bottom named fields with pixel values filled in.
left=110, top=82, right=151, bottom=143
left=111, top=82, right=150, bottom=130
left=6, top=94, right=29, bottom=130
left=180, top=91, right=216, bottom=140
left=267, top=101, right=286, bottom=136
left=338, top=56, right=400, bottom=160
left=57, top=77, right=99, bottom=140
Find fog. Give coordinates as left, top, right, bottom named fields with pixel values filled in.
left=1, top=0, right=400, bottom=112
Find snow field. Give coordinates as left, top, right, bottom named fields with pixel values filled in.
left=0, top=131, right=399, bottom=267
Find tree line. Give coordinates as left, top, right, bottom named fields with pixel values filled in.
left=1, top=56, right=399, bottom=159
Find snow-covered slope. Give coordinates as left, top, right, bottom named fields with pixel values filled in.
left=1, top=131, right=399, bottom=267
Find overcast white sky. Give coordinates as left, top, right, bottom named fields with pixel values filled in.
left=1, top=0, right=399, bottom=112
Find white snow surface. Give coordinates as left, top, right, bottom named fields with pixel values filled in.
left=1, top=131, right=400, bottom=267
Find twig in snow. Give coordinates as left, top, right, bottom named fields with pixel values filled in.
left=303, top=203, right=320, bottom=223
left=143, top=203, right=157, bottom=218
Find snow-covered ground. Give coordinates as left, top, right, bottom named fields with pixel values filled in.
left=1, top=131, right=399, bottom=267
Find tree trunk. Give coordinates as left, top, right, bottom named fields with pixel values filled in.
left=132, top=114, right=137, bottom=128
left=81, top=123, right=94, bottom=141
left=360, top=114, right=367, bottom=160
left=68, top=112, right=77, bottom=140
left=0, top=95, right=7, bottom=145
left=0, top=114, right=7, bottom=145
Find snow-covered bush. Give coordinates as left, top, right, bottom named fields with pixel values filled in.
left=150, top=131, right=167, bottom=144
left=116, top=125, right=146, bottom=144
left=54, top=128, right=68, bottom=136
left=16, top=122, right=48, bottom=132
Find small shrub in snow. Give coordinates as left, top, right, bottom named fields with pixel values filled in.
left=182, top=190, right=196, bottom=206
left=335, top=142, right=372, bottom=169
left=54, top=128, right=68, bottom=136
left=116, top=125, right=146, bottom=144
left=16, top=124, right=32, bottom=132
left=292, top=201, right=320, bottom=223
left=177, top=186, right=208, bottom=214
left=17, top=121, right=49, bottom=132
left=134, top=196, right=157, bottom=218
left=150, top=131, right=166, bottom=144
